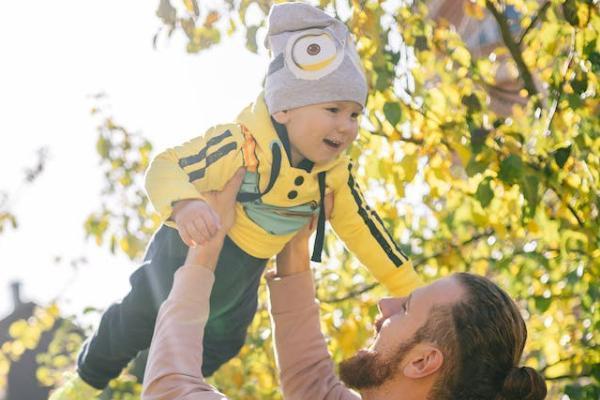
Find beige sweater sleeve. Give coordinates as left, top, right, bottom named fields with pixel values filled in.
left=142, top=265, right=227, bottom=400
left=267, top=271, right=361, bottom=400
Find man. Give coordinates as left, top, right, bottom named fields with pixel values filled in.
left=142, top=170, right=547, bottom=400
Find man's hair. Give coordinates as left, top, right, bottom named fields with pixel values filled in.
left=416, top=273, right=547, bottom=400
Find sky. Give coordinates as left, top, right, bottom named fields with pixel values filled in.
left=0, top=0, right=268, bottom=318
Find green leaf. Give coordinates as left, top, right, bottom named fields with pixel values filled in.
left=245, top=26, right=259, bottom=53
left=414, top=35, right=428, bottom=51
left=562, top=0, right=579, bottom=27
left=521, top=175, right=539, bottom=217
left=156, top=0, right=177, bottom=26
left=466, top=158, right=487, bottom=177
left=470, top=127, right=489, bottom=153
left=553, top=145, right=572, bottom=168
left=571, top=72, right=588, bottom=95
left=383, top=102, right=402, bottom=127
left=533, top=296, right=552, bottom=313
left=375, top=70, right=393, bottom=91
left=462, top=94, right=481, bottom=112
left=476, top=177, right=494, bottom=207
left=589, top=51, right=600, bottom=74
left=96, top=136, right=110, bottom=159
left=498, top=154, right=523, bottom=184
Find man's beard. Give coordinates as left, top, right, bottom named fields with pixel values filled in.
left=339, top=339, right=418, bottom=390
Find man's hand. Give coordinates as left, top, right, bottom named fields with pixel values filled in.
left=184, top=168, right=245, bottom=270
left=201, top=168, right=246, bottom=234
left=173, top=199, right=221, bottom=247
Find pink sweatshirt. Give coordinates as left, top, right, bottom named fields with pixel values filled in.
left=142, top=265, right=360, bottom=400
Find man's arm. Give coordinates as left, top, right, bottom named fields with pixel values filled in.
left=142, top=169, right=245, bottom=400
left=267, top=224, right=360, bottom=400
left=142, top=259, right=227, bottom=400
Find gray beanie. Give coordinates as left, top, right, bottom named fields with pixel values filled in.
left=264, top=2, right=368, bottom=114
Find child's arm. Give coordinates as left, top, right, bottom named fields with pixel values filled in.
left=328, top=163, right=422, bottom=296
left=145, top=125, right=246, bottom=246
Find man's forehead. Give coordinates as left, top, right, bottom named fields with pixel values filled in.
left=413, top=276, right=465, bottom=309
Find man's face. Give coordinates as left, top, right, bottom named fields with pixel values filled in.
left=339, top=277, right=464, bottom=390
left=277, top=101, right=362, bottom=165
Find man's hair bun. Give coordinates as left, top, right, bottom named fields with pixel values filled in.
left=499, top=366, right=547, bottom=400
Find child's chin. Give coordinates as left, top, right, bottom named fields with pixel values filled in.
left=314, top=156, right=336, bottom=165
left=313, top=152, right=339, bottom=164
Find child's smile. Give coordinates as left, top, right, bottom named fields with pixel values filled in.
left=272, top=101, right=363, bottom=166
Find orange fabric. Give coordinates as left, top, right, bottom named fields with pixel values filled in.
left=240, top=124, right=258, bottom=173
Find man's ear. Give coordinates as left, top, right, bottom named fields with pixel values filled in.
left=402, top=344, right=443, bottom=379
left=272, top=111, right=289, bottom=124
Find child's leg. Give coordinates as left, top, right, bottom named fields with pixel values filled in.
left=201, top=236, right=268, bottom=376
left=76, top=225, right=187, bottom=389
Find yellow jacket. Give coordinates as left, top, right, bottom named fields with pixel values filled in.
left=145, top=93, right=422, bottom=295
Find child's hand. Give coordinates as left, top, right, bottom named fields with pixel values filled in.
left=172, top=199, right=221, bottom=247
left=184, top=168, right=245, bottom=269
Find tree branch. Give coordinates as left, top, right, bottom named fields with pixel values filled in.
left=320, top=282, right=380, bottom=304
left=481, top=80, right=522, bottom=96
left=485, top=0, right=538, bottom=96
left=370, top=130, right=424, bottom=145
left=413, top=229, right=495, bottom=270
left=540, top=354, right=577, bottom=374
left=518, top=1, right=551, bottom=46
left=319, top=229, right=494, bottom=303
left=544, top=373, right=590, bottom=381
left=544, top=31, right=576, bottom=138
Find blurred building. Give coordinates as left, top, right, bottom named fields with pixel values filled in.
left=0, top=282, right=55, bottom=400
left=429, top=0, right=530, bottom=115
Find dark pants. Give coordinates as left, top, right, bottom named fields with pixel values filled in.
left=76, top=225, right=268, bottom=389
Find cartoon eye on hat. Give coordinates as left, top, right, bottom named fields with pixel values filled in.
left=285, top=29, right=345, bottom=80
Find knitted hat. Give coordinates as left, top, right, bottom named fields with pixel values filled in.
left=264, top=2, right=368, bottom=114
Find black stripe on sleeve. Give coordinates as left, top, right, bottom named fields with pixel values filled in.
left=188, top=142, right=238, bottom=182
left=346, top=164, right=409, bottom=267
left=178, top=130, right=233, bottom=168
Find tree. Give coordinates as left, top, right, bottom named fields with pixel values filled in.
left=14, top=0, right=597, bottom=399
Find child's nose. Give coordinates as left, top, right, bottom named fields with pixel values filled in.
left=337, top=118, right=354, bottom=135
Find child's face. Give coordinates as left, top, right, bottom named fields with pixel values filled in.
left=273, top=101, right=362, bottom=165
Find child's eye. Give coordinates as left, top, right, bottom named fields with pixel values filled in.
left=351, top=113, right=359, bottom=119
left=402, top=301, right=408, bottom=314
left=326, top=107, right=339, bottom=113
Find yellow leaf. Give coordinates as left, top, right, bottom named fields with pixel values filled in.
left=453, top=46, right=472, bottom=67
left=454, top=142, right=471, bottom=166
left=465, top=2, right=485, bottom=19
left=400, top=153, right=419, bottom=182
left=9, top=320, right=28, bottom=339
left=427, top=88, right=447, bottom=119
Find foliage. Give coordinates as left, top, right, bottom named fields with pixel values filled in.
left=0, top=147, right=48, bottom=236
left=149, top=1, right=600, bottom=398
left=83, top=95, right=160, bottom=260
left=1, top=0, right=598, bottom=399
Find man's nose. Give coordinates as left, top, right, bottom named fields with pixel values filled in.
left=378, top=296, right=408, bottom=317
left=378, top=297, right=398, bottom=318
